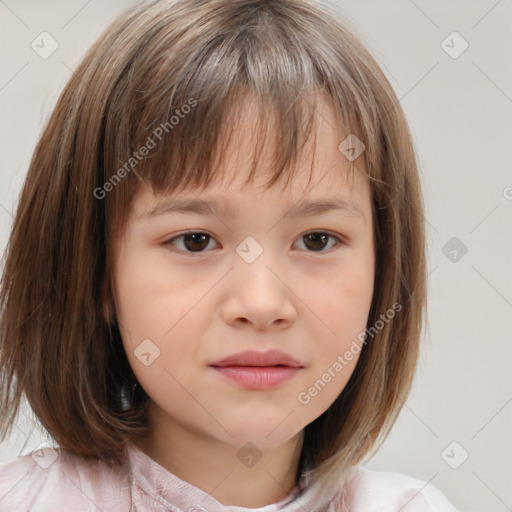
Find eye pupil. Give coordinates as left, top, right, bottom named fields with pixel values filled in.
left=304, top=233, right=328, bottom=251
left=184, top=233, right=210, bottom=251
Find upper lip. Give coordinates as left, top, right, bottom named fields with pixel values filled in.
left=209, top=349, right=303, bottom=368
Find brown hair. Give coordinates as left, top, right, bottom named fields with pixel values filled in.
left=0, top=0, right=426, bottom=506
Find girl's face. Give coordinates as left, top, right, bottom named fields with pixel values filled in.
left=110, top=98, right=375, bottom=452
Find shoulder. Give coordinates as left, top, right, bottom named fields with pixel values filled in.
left=0, top=446, right=131, bottom=512
left=343, top=466, right=458, bottom=511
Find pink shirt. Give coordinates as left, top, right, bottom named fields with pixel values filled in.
left=0, top=442, right=457, bottom=511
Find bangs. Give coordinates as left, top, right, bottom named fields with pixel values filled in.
left=99, top=0, right=380, bottom=238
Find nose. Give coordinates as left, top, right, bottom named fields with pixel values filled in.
left=221, top=246, right=297, bottom=331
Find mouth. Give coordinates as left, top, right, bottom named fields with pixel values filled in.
left=210, top=364, right=297, bottom=368
left=210, top=365, right=302, bottom=390
left=209, top=349, right=303, bottom=369
left=208, top=349, right=304, bottom=389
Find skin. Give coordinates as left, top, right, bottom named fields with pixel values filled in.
left=109, top=96, right=375, bottom=508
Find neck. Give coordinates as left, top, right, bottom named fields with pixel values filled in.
left=133, top=401, right=304, bottom=508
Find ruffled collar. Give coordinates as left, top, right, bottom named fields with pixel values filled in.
left=126, top=442, right=317, bottom=512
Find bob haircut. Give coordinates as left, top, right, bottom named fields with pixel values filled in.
left=0, top=0, right=426, bottom=506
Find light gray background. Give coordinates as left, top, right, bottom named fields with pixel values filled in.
left=0, top=1, right=511, bottom=511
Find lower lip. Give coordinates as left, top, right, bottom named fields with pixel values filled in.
left=210, top=366, right=301, bottom=390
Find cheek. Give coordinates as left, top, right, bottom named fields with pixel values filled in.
left=309, top=275, right=369, bottom=380
left=113, top=247, right=201, bottom=340
left=331, top=269, right=374, bottom=336
left=311, top=247, right=375, bottom=341
left=295, top=252, right=373, bottom=413
left=295, top=289, right=368, bottom=420
left=112, top=251, right=213, bottom=384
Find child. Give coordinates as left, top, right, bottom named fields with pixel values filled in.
left=0, top=0, right=457, bottom=510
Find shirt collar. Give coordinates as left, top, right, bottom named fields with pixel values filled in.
left=126, top=442, right=317, bottom=512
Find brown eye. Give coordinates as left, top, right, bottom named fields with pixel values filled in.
left=182, top=233, right=211, bottom=251
left=297, top=232, right=342, bottom=252
left=163, top=230, right=343, bottom=255
left=303, top=233, right=329, bottom=251
left=164, top=232, right=217, bottom=253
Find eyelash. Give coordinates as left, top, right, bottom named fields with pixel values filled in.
left=162, top=230, right=345, bottom=255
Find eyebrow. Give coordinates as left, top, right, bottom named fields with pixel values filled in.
left=140, top=196, right=365, bottom=222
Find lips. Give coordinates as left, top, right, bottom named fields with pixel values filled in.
left=209, top=349, right=303, bottom=368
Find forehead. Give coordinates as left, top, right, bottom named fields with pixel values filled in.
left=131, top=94, right=369, bottom=217
left=218, top=93, right=363, bottom=184
left=131, top=160, right=369, bottom=226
